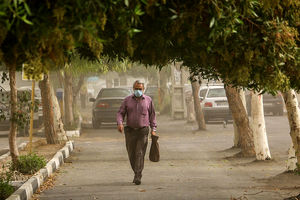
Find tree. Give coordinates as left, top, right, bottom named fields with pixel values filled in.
left=251, top=92, right=271, bottom=160
left=233, top=89, right=247, bottom=148
left=191, top=77, right=206, bottom=130
left=225, top=86, right=255, bottom=156
left=39, top=73, right=59, bottom=143
left=0, top=1, right=33, bottom=162
left=283, top=90, right=300, bottom=171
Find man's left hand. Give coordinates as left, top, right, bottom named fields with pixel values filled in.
left=151, top=131, right=156, bottom=136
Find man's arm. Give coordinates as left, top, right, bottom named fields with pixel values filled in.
left=117, top=99, right=127, bottom=133
left=149, top=99, right=157, bottom=135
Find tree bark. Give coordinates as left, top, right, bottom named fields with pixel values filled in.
left=8, top=63, right=19, bottom=163
left=39, top=73, right=59, bottom=144
left=73, top=75, right=85, bottom=99
left=64, top=70, right=74, bottom=127
left=233, top=90, right=247, bottom=148
left=251, top=92, right=271, bottom=160
left=282, top=89, right=300, bottom=170
left=286, top=143, right=297, bottom=171
left=50, top=84, right=68, bottom=143
left=225, top=85, right=255, bottom=156
left=191, top=78, right=206, bottom=130
left=73, top=74, right=85, bottom=113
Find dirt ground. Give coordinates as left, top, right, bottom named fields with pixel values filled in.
left=0, top=138, right=65, bottom=182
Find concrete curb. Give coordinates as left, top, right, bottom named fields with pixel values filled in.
left=6, top=141, right=75, bottom=200
left=66, top=130, right=80, bottom=137
left=0, top=142, right=28, bottom=161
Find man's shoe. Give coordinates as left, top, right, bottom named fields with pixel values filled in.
left=133, top=174, right=138, bottom=183
left=133, top=174, right=142, bottom=185
left=134, top=179, right=141, bottom=185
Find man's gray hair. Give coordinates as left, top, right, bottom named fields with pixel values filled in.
left=133, top=80, right=144, bottom=88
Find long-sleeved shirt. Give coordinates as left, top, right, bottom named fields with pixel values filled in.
left=117, top=94, right=157, bottom=131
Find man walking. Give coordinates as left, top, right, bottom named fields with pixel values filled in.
left=117, top=80, right=157, bottom=185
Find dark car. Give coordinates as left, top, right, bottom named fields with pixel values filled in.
left=89, top=88, right=132, bottom=128
left=246, top=93, right=284, bottom=116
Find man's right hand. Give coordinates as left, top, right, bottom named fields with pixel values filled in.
left=118, top=124, right=124, bottom=133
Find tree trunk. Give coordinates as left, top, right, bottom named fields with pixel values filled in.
left=8, top=63, right=19, bottom=163
left=39, top=73, right=59, bottom=144
left=64, top=70, right=74, bottom=127
left=73, top=74, right=85, bottom=114
left=282, top=89, right=300, bottom=170
left=225, top=85, right=255, bottom=156
left=50, top=84, right=68, bottom=143
left=251, top=92, right=271, bottom=160
left=191, top=79, right=206, bottom=130
left=286, top=143, right=297, bottom=171
left=233, top=90, right=247, bottom=148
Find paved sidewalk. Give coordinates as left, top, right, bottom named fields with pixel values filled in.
left=37, top=116, right=300, bottom=200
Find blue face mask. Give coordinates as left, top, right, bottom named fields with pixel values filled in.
left=134, top=90, right=143, bottom=97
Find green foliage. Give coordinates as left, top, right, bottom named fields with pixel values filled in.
left=1, top=0, right=299, bottom=94
left=10, top=154, right=46, bottom=175
left=0, top=165, right=15, bottom=199
left=101, top=0, right=299, bottom=93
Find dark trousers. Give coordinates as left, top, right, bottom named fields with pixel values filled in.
left=124, top=126, right=149, bottom=176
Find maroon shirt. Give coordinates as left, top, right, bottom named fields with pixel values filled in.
left=117, top=94, right=157, bottom=131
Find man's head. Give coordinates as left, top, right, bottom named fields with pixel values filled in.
left=133, top=80, right=144, bottom=97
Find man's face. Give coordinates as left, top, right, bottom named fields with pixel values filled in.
left=133, top=83, right=144, bottom=92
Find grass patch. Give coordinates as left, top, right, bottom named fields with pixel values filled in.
left=10, top=154, right=46, bottom=175
left=0, top=166, right=15, bottom=199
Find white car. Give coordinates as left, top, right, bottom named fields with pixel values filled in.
left=199, top=85, right=232, bottom=123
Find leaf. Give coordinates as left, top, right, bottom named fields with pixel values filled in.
left=134, top=5, right=144, bottom=16
left=23, top=17, right=33, bottom=25
left=251, top=10, right=258, bottom=17
left=132, top=28, right=142, bottom=33
left=124, top=0, right=129, bottom=7
left=235, top=18, right=243, bottom=24
left=24, top=2, right=32, bottom=15
left=170, top=15, right=177, bottom=20
left=169, top=8, right=177, bottom=14
left=209, top=17, right=215, bottom=28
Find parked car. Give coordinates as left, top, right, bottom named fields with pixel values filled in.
left=199, top=85, right=232, bottom=123
left=89, top=88, right=132, bottom=128
left=246, top=92, right=284, bottom=116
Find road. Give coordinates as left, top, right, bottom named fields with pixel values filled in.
left=35, top=115, right=300, bottom=200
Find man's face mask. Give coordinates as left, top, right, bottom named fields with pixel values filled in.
left=134, top=89, right=143, bottom=97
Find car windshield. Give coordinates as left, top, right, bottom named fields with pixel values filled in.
left=207, top=88, right=226, bottom=98
left=98, top=89, right=131, bottom=98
